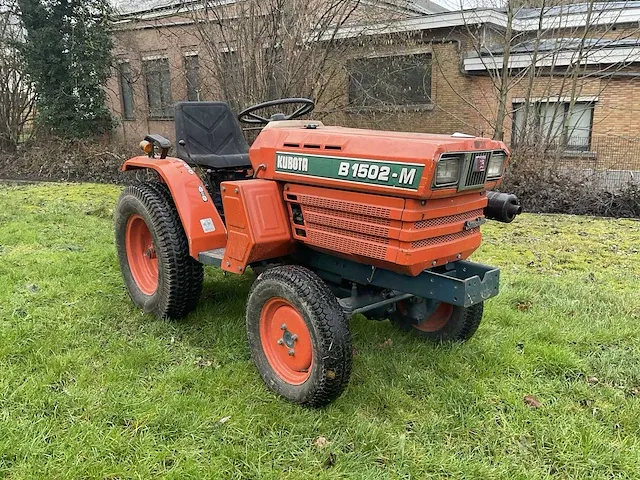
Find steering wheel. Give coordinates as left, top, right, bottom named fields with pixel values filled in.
left=237, top=98, right=315, bottom=125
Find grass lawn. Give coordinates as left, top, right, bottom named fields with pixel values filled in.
left=0, top=182, right=639, bottom=479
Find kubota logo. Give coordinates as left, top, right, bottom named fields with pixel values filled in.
left=276, top=154, right=309, bottom=172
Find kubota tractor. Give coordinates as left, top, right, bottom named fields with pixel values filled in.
left=115, top=98, right=522, bottom=406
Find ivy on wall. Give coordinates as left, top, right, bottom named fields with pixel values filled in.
left=18, top=0, right=114, bottom=138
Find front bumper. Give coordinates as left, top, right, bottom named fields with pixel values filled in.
left=307, top=250, right=500, bottom=308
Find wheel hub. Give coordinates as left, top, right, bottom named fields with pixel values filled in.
left=259, top=298, right=313, bottom=385
left=282, top=329, right=297, bottom=349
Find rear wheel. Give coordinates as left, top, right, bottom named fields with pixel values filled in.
left=392, top=300, right=483, bottom=342
left=246, top=266, right=352, bottom=407
left=115, top=182, right=203, bottom=319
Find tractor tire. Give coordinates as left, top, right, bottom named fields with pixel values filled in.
left=143, top=181, right=204, bottom=314
left=115, top=182, right=203, bottom=319
left=392, top=300, right=484, bottom=342
left=246, top=266, right=352, bottom=407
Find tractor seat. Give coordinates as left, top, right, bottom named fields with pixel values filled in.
left=174, top=101, right=251, bottom=169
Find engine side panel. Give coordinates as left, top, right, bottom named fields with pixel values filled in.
left=220, top=179, right=293, bottom=274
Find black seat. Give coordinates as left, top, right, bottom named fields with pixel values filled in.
left=174, top=101, right=251, bottom=169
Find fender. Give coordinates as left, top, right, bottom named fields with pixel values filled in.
left=123, top=156, right=227, bottom=258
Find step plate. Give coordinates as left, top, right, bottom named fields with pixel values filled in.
left=198, top=248, right=226, bottom=267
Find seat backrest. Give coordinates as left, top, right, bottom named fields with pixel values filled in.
left=174, top=102, right=250, bottom=162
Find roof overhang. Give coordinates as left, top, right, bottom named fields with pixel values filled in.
left=464, top=46, right=640, bottom=72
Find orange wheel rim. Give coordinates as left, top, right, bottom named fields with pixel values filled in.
left=125, top=214, right=158, bottom=295
left=259, top=298, right=313, bottom=385
left=413, top=303, right=454, bottom=332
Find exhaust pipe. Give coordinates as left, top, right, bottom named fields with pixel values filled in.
left=484, top=191, right=522, bottom=223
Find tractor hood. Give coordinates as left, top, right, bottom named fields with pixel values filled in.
left=250, top=123, right=510, bottom=200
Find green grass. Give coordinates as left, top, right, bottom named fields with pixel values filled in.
left=0, top=182, right=639, bottom=479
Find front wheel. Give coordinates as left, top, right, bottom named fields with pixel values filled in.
left=392, top=300, right=484, bottom=342
left=246, top=266, right=352, bottom=407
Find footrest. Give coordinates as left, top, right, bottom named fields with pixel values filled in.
left=198, top=248, right=226, bottom=266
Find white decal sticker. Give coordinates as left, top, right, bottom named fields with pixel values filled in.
left=198, top=185, right=208, bottom=202
left=200, top=218, right=215, bottom=233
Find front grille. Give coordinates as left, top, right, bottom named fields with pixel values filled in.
left=462, top=152, right=490, bottom=190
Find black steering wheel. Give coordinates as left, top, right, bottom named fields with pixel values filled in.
left=237, top=98, right=315, bottom=125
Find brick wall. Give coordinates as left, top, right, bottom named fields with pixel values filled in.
left=107, top=14, right=640, bottom=171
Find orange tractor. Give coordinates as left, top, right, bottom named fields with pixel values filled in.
left=115, top=98, right=522, bottom=406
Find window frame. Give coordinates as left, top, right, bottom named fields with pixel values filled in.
left=118, top=61, right=135, bottom=121
left=347, top=52, right=433, bottom=110
left=184, top=53, right=201, bottom=102
left=511, top=99, right=595, bottom=152
left=142, top=57, right=174, bottom=120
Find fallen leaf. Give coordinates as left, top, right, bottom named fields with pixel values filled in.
left=524, top=395, right=541, bottom=408
left=324, top=452, right=336, bottom=467
left=377, top=339, right=393, bottom=348
left=375, top=456, right=389, bottom=466
left=587, top=376, right=599, bottom=385
left=195, top=357, right=212, bottom=368
left=314, top=436, right=329, bottom=449
left=516, top=302, right=531, bottom=312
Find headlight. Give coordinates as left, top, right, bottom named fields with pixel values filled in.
left=434, top=155, right=461, bottom=186
left=487, top=152, right=505, bottom=179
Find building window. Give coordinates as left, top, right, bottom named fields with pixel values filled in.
left=185, top=54, right=200, bottom=101
left=348, top=53, right=432, bottom=108
left=143, top=58, right=174, bottom=119
left=118, top=62, right=135, bottom=120
left=512, top=101, right=594, bottom=151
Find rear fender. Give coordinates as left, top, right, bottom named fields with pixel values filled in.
left=122, top=156, right=227, bottom=258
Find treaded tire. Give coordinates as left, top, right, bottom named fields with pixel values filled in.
left=143, top=182, right=204, bottom=314
left=392, top=301, right=484, bottom=342
left=246, top=266, right=352, bottom=407
left=115, top=182, right=203, bottom=319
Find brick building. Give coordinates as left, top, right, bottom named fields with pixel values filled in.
left=107, top=1, right=640, bottom=186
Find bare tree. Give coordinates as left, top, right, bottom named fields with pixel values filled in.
left=128, top=0, right=424, bottom=124
left=436, top=0, right=640, bottom=153
left=0, top=0, right=34, bottom=152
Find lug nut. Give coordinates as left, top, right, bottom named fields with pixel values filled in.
left=277, top=339, right=284, bottom=345
left=291, top=334, right=298, bottom=342
left=280, top=324, right=287, bottom=330
left=288, top=349, right=295, bottom=356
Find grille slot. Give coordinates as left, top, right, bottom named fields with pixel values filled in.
left=304, top=206, right=391, bottom=238
left=411, top=228, right=479, bottom=249
left=413, top=208, right=484, bottom=230
left=462, top=152, right=489, bottom=189
left=414, top=209, right=484, bottom=229
left=297, top=195, right=392, bottom=218
left=305, top=205, right=391, bottom=226
left=307, top=229, right=388, bottom=260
